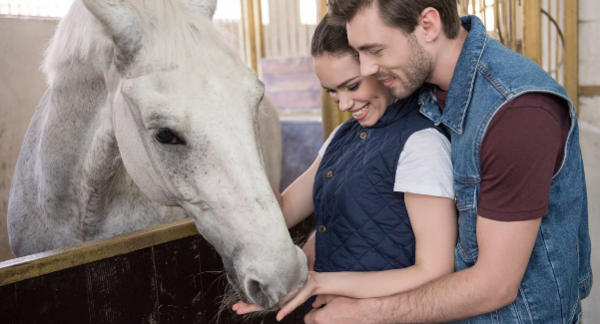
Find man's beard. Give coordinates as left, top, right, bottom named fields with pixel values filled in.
left=380, top=34, right=433, bottom=100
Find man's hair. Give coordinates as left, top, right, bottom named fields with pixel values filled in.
left=311, top=14, right=360, bottom=62
left=328, top=0, right=461, bottom=39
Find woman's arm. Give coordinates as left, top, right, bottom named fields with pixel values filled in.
left=302, top=230, right=316, bottom=270
left=275, top=193, right=457, bottom=320
left=275, top=157, right=321, bottom=228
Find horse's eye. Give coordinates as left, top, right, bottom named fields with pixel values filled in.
left=154, top=128, right=184, bottom=145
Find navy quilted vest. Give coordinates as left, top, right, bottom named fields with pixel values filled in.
left=313, top=93, right=444, bottom=273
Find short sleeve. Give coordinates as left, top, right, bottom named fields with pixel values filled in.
left=393, top=128, right=454, bottom=199
left=318, top=124, right=343, bottom=158
left=477, top=93, right=569, bottom=221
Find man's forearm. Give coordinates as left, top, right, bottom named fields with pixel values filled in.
left=362, top=265, right=512, bottom=323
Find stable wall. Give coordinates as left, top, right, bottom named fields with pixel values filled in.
left=579, top=0, right=600, bottom=321
left=0, top=17, right=58, bottom=261
left=0, top=7, right=599, bottom=320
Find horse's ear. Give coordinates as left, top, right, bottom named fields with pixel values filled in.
left=184, top=0, right=217, bottom=19
left=82, top=0, right=143, bottom=69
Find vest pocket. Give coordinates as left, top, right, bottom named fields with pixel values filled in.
left=454, top=177, right=477, bottom=211
left=454, top=178, right=480, bottom=263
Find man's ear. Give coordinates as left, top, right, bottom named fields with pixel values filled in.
left=418, top=7, right=443, bottom=43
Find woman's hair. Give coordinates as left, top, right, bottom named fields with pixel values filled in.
left=310, top=14, right=359, bottom=62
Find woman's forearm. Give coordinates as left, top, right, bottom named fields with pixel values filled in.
left=314, top=263, right=452, bottom=299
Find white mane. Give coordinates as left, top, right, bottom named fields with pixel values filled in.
left=43, top=0, right=240, bottom=84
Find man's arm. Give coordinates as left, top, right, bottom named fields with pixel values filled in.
left=305, top=215, right=541, bottom=324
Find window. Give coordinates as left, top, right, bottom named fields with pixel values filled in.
left=0, top=0, right=73, bottom=18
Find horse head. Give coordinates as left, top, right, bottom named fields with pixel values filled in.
left=81, top=0, right=307, bottom=309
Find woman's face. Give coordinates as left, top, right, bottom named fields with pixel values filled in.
left=314, top=53, right=395, bottom=127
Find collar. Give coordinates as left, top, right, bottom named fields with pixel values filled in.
left=366, top=93, right=417, bottom=129
left=420, top=15, right=487, bottom=135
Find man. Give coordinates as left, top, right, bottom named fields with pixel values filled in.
left=304, top=1, right=593, bottom=323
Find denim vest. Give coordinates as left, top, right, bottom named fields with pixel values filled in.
left=313, top=93, right=444, bottom=273
left=419, top=16, right=592, bottom=324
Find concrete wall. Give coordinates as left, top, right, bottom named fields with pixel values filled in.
left=579, top=0, right=600, bottom=321
left=0, top=17, right=58, bottom=261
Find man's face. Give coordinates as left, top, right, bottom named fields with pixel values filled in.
left=347, top=4, right=433, bottom=99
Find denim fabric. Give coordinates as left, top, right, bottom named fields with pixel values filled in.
left=313, top=93, right=445, bottom=274
left=419, top=15, right=592, bottom=324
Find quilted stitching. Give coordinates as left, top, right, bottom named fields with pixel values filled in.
left=313, top=93, right=444, bottom=273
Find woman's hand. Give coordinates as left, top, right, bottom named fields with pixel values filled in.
left=232, top=301, right=263, bottom=315
left=276, top=271, right=321, bottom=321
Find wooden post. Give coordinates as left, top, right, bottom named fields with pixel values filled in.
left=563, top=0, right=579, bottom=112
left=241, top=0, right=265, bottom=74
left=317, top=0, right=351, bottom=141
left=523, top=0, right=542, bottom=66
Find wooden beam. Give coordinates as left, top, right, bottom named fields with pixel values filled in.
left=0, top=219, right=199, bottom=286
left=317, top=0, right=351, bottom=141
left=523, top=0, right=542, bottom=66
left=241, top=0, right=265, bottom=73
left=563, top=0, right=579, bottom=111
left=579, top=86, right=600, bottom=97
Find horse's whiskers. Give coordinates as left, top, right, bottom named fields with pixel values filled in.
left=213, top=280, right=274, bottom=324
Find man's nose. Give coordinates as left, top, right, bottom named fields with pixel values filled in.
left=359, top=54, right=379, bottom=77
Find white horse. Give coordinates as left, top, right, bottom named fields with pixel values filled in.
left=7, top=0, right=307, bottom=310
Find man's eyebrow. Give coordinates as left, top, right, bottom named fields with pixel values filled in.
left=357, top=43, right=384, bottom=52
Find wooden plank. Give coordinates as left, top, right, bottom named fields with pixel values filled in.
left=269, top=0, right=280, bottom=56
left=0, top=284, right=17, bottom=324
left=154, top=235, right=204, bottom=323
left=317, top=0, right=328, bottom=18
left=0, top=218, right=198, bottom=286
left=196, top=235, right=239, bottom=323
left=263, top=74, right=321, bottom=93
left=563, top=0, right=578, bottom=110
left=256, top=0, right=266, bottom=60
left=579, top=86, right=600, bottom=97
left=523, top=0, right=542, bottom=65
left=289, top=0, right=299, bottom=56
left=262, top=56, right=315, bottom=75
left=298, top=21, right=308, bottom=55
left=280, top=0, right=290, bottom=56
left=241, top=0, right=259, bottom=71
left=85, top=248, right=158, bottom=324
left=15, top=264, right=89, bottom=324
left=267, top=90, right=322, bottom=112
left=316, top=0, right=349, bottom=140
left=196, top=234, right=305, bottom=324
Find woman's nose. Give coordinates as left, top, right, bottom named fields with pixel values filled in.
left=338, top=93, right=353, bottom=111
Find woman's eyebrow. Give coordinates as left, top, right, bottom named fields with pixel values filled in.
left=336, top=76, right=361, bottom=89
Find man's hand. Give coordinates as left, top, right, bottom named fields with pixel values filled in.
left=304, top=295, right=375, bottom=324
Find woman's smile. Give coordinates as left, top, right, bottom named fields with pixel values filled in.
left=350, top=103, right=370, bottom=120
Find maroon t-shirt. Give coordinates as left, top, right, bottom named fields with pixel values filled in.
left=436, top=90, right=570, bottom=221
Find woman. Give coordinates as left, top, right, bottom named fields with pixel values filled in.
left=234, top=15, right=457, bottom=321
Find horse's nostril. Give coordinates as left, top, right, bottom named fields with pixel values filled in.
left=246, top=278, right=277, bottom=310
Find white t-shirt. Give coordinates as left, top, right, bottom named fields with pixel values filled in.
left=319, top=126, right=454, bottom=199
